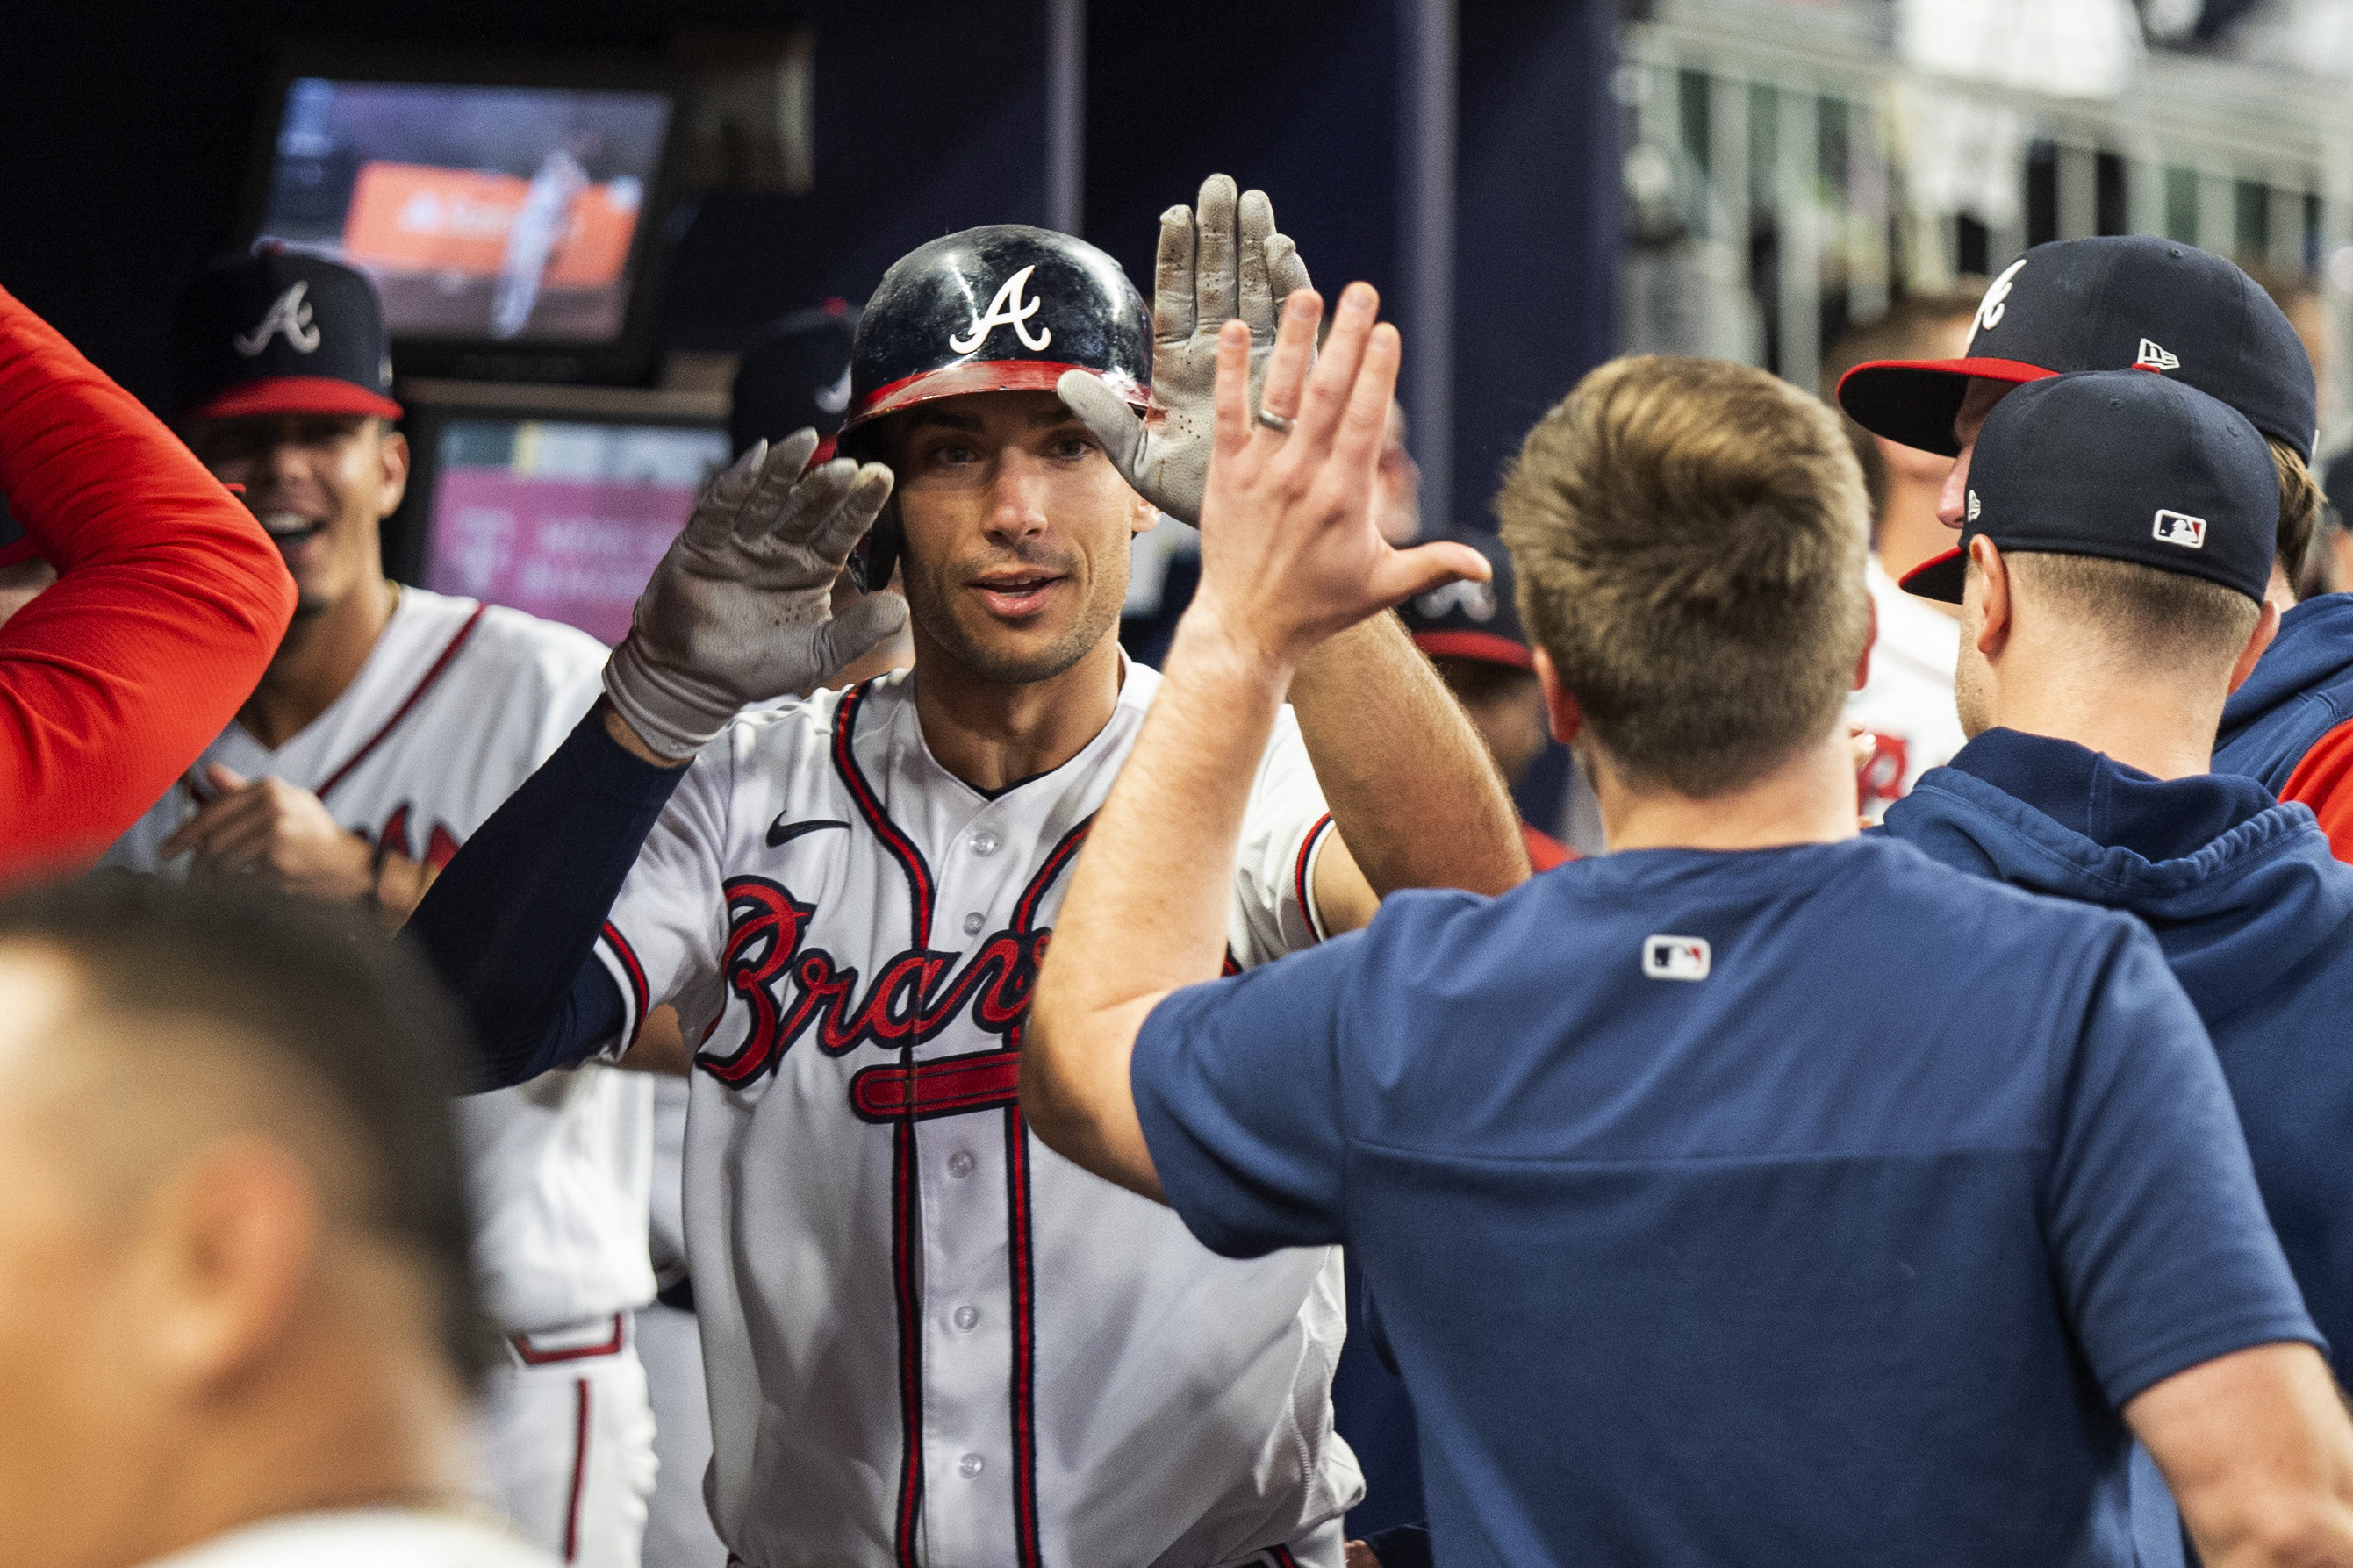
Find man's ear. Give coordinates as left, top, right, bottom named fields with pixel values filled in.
left=376, top=427, right=412, bottom=519
left=1854, top=591, right=1879, bottom=692
left=1969, top=536, right=2012, bottom=660
left=2228, top=598, right=2283, bottom=695
left=1532, top=647, right=1582, bottom=745
left=137, top=1137, right=319, bottom=1394
left=1131, top=495, right=1160, bottom=538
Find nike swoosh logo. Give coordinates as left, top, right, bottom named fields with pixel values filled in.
left=767, top=816, right=850, bottom=848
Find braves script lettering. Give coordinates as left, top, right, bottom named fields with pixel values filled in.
left=698, top=875, right=1049, bottom=1087
left=949, top=265, right=1052, bottom=354
left=233, top=281, right=323, bottom=356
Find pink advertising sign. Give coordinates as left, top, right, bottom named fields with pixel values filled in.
left=427, top=469, right=696, bottom=645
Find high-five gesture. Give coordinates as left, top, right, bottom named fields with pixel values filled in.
left=1190, top=282, right=1488, bottom=672
left=603, top=429, right=905, bottom=760
left=1057, top=173, right=1311, bottom=524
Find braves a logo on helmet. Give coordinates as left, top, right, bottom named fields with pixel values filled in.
left=949, top=265, right=1052, bottom=354
left=698, top=876, right=1046, bottom=1087
left=234, top=281, right=323, bottom=356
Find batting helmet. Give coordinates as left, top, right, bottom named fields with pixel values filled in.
left=837, top=225, right=1151, bottom=590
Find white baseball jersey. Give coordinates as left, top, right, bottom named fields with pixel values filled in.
left=592, top=662, right=1362, bottom=1568
left=1847, top=555, right=1966, bottom=822
left=108, top=586, right=656, bottom=1333
left=141, top=1510, right=556, bottom=1568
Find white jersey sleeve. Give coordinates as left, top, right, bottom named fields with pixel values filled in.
left=1226, top=703, right=1337, bottom=967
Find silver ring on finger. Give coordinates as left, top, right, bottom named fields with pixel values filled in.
left=1256, top=406, right=1295, bottom=435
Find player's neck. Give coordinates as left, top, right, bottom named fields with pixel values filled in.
left=1876, top=483, right=1962, bottom=620
left=112, top=1296, right=470, bottom=1568
left=907, top=628, right=1124, bottom=794
left=240, top=575, right=399, bottom=750
left=1979, top=654, right=2223, bottom=782
left=1594, top=727, right=1864, bottom=853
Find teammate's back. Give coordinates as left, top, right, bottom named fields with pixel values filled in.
left=1254, top=832, right=2266, bottom=1564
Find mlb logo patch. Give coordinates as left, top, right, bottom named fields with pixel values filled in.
left=2152, top=509, right=2206, bottom=548
left=1643, top=935, right=1711, bottom=981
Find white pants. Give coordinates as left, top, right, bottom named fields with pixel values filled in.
left=477, top=1314, right=659, bottom=1568
left=637, top=1302, right=727, bottom=1568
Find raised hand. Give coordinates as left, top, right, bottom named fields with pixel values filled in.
left=1056, top=173, right=1311, bottom=525
left=1189, top=282, right=1487, bottom=671
left=603, top=430, right=906, bottom=760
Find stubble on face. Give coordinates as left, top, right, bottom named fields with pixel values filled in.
left=1953, top=574, right=1994, bottom=738
left=900, top=519, right=1130, bottom=686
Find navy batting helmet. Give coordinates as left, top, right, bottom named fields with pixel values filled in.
left=838, top=225, right=1151, bottom=590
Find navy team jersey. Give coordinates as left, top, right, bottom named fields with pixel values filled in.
left=1131, top=834, right=2316, bottom=1568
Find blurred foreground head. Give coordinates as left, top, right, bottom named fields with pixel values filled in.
left=1497, top=354, right=1872, bottom=799
left=0, top=875, right=487, bottom=1568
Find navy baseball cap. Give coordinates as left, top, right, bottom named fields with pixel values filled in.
left=1400, top=533, right=1531, bottom=669
left=729, top=301, right=857, bottom=461
left=1901, top=369, right=2279, bottom=605
left=172, top=247, right=402, bottom=425
left=1839, top=236, right=2315, bottom=462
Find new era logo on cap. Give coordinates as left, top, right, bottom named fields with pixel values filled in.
left=1643, top=935, right=1711, bottom=981
left=2135, top=338, right=2181, bottom=372
left=2153, top=509, right=2207, bottom=548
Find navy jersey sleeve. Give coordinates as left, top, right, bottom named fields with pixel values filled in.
left=2044, top=920, right=2323, bottom=1406
left=1130, top=922, right=1374, bottom=1258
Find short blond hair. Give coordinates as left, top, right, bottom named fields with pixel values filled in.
left=1496, top=355, right=1872, bottom=798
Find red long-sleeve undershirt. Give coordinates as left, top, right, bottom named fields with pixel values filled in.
left=0, top=284, right=296, bottom=878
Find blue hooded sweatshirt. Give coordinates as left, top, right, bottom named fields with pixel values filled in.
left=1885, top=729, right=2353, bottom=1377
left=2216, top=593, right=2353, bottom=863
left=1887, top=729, right=2353, bottom=1565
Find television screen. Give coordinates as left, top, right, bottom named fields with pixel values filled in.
left=258, top=77, right=672, bottom=346
left=424, top=417, right=727, bottom=644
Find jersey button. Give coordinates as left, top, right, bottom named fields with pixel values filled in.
left=970, top=829, right=1001, bottom=856
left=963, top=911, right=985, bottom=935
left=958, top=1454, right=985, bottom=1479
left=947, top=1150, right=975, bottom=1178
left=953, top=1304, right=980, bottom=1331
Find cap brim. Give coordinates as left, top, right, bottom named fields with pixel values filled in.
left=183, top=376, right=404, bottom=424
left=1835, top=357, right=2058, bottom=456
left=1898, top=546, right=1968, bottom=604
left=843, top=360, right=1146, bottom=429
left=1410, top=629, right=1533, bottom=670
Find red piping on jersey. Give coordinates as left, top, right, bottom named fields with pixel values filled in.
left=832, top=680, right=936, bottom=947
left=890, top=1121, right=925, bottom=1568
left=1269, top=1546, right=1300, bottom=1567
left=510, top=1314, right=626, bottom=1365
left=1294, top=813, right=1335, bottom=944
left=1005, top=1103, right=1044, bottom=1568
left=600, top=921, right=650, bottom=1039
left=563, top=1378, right=591, bottom=1562
left=314, top=602, right=489, bottom=802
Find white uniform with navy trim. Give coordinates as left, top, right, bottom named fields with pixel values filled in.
left=592, top=662, right=1360, bottom=1568
left=106, top=588, right=660, bottom=1568
left=1847, top=556, right=1966, bottom=822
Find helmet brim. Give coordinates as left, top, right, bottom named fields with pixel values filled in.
left=842, top=360, right=1146, bottom=432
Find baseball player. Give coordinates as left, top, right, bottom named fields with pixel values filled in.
left=412, top=175, right=1526, bottom=1568
left=1020, top=339, right=2353, bottom=1567
left=104, top=250, right=659, bottom=1568
left=1879, top=369, right=2353, bottom=1566
left=1, top=877, right=556, bottom=1568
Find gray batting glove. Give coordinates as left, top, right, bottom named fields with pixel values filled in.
left=1057, top=173, right=1313, bottom=526
left=603, top=430, right=907, bottom=760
